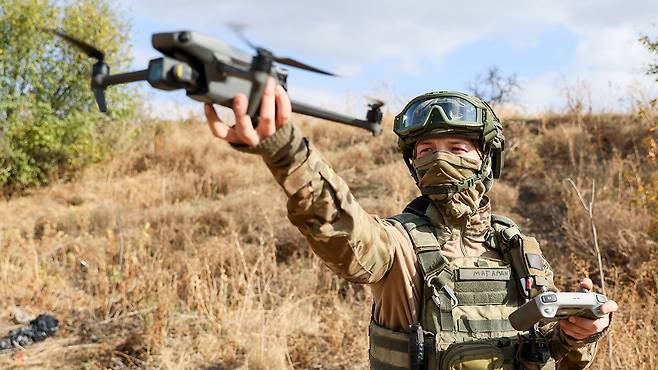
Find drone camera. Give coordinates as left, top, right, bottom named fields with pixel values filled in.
left=147, top=57, right=199, bottom=91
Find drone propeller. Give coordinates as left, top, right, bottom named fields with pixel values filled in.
left=273, top=56, right=336, bottom=76
left=227, top=23, right=337, bottom=77
left=48, top=29, right=105, bottom=61
left=46, top=29, right=109, bottom=112
left=366, top=96, right=385, bottom=110
left=226, top=22, right=257, bottom=50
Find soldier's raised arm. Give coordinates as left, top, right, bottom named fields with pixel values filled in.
left=203, top=77, right=399, bottom=284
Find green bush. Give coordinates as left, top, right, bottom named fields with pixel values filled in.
left=0, top=0, right=135, bottom=192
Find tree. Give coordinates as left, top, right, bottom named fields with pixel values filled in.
left=0, top=0, right=135, bottom=191
left=639, top=34, right=658, bottom=78
left=468, top=65, right=521, bottom=106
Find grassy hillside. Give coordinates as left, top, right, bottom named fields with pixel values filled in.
left=0, top=106, right=656, bottom=369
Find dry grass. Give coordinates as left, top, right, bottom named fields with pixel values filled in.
left=0, top=105, right=656, bottom=369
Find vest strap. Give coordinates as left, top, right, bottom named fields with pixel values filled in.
left=490, top=214, right=555, bottom=298
left=388, top=213, right=449, bottom=278
left=369, top=321, right=409, bottom=369
left=438, top=293, right=455, bottom=331
left=369, top=320, right=436, bottom=370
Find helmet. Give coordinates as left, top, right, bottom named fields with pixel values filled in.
left=394, top=91, right=505, bottom=189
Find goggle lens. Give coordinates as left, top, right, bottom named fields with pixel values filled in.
left=395, top=96, right=478, bottom=135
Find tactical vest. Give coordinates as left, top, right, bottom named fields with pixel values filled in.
left=369, top=197, right=556, bottom=370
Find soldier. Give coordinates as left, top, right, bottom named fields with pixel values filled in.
left=204, top=77, right=618, bottom=369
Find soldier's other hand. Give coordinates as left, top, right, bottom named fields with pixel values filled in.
left=559, top=277, right=618, bottom=340
left=204, top=76, right=291, bottom=147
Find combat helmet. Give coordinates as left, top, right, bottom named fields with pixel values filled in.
left=393, top=91, right=505, bottom=193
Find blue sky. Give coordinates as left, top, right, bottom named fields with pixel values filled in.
left=115, top=0, right=657, bottom=118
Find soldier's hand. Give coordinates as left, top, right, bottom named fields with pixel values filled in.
left=559, top=278, right=618, bottom=340
left=204, top=76, right=291, bottom=146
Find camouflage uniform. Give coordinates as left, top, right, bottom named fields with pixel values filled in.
left=236, top=122, right=608, bottom=369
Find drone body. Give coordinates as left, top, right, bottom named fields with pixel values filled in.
left=151, top=31, right=288, bottom=114
left=49, top=29, right=383, bottom=135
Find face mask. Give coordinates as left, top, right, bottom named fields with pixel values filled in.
left=412, top=151, right=487, bottom=218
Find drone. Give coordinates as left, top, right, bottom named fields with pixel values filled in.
left=49, top=29, right=384, bottom=136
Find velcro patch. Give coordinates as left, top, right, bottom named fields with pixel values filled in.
left=526, top=253, right=548, bottom=270
left=458, top=268, right=511, bottom=281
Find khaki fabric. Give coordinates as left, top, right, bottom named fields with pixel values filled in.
left=237, top=123, right=607, bottom=369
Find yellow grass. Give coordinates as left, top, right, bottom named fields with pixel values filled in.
left=0, top=107, right=656, bottom=369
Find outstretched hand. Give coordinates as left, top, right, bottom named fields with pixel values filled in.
left=204, top=76, right=291, bottom=146
left=559, top=278, right=618, bottom=340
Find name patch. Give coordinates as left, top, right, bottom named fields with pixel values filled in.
left=459, top=268, right=511, bottom=281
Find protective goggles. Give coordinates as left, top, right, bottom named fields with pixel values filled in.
left=394, top=96, right=481, bottom=137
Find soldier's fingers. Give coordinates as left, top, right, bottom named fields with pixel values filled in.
left=579, top=277, right=593, bottom=291
left=205, top=103, right=240, bottom=143
left=275, top=85, right=291, bottom=128
left=256, top=77, right=276, bottom=138
left=567, top=315, right=600, bottom=330
left=559, top=319, right=591, bottom=339
left=600, top=300, right=618, bottom=314
left=204, top=103, right=228, bottom=138
left=568, top=314, right=609, bottom=334
left=232, top=94, right=260, bottom=146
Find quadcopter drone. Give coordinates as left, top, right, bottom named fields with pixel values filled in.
left=49, top=29, right=383, bottom=136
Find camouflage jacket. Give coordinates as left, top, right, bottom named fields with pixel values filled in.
left=236, top=123, right=607, bottom=369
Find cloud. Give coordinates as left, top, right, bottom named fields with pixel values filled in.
left=573, top=26, right=653, bottom=73
left=118, top=0, right=657, bottom=67
left=518, top=23, right=657, bottom=113
left=117, top=0, right=658, bottom=114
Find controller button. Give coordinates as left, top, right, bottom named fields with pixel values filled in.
left=541, top=293, right=558, bottom=303
left=596, top=294, right=607, bottom=303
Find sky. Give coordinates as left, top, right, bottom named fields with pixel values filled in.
left=115, top=0, right=658, bottom=119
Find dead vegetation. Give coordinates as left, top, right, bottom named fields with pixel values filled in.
left=0, top=104, right=656, bottom=369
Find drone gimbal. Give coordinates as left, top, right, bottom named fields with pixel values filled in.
left=51, top=30, right=383, bottom=136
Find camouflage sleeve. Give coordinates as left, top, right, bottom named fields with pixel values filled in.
left=537, top=264, right=612, bottom=369
left=541, top=319, right=612, bottom=370
left=233, top=123, right=397, bottom=283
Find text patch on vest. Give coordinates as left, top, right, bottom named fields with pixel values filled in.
left=458, top=268, right=511, bottom=281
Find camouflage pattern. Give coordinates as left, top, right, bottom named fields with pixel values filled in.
left=413, top=151, right=488, bottom=218
left=235, top=122, right=609, bottom=369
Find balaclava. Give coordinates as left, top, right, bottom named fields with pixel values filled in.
left=412, top=150, right=487, bottom=218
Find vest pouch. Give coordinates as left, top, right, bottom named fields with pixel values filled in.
left=440, top=342, right=513, bottom=370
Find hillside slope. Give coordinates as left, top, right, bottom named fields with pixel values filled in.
left=0, top=110, right=656, bottom=369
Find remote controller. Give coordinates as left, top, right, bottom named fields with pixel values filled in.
left=509, top=291, right=608, bottom=331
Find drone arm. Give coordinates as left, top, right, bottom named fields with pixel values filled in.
left=102, top=69, right=149, bottom=87
left=290, top=100, right=382, bottom=136
left=90, top=69, right=149, bottom=112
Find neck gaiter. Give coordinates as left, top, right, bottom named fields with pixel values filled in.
left=412, top=151, right=487, bottom=218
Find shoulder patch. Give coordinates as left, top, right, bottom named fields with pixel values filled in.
left=526, top=253, right=549, bottom=271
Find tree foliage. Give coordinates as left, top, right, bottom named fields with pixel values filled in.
left=639, top=34, right=658, bottom=78
left=0, top=0, right=135, bottom=191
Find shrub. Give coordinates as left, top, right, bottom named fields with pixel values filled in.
left=0, top=0, right=135, bottom=192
